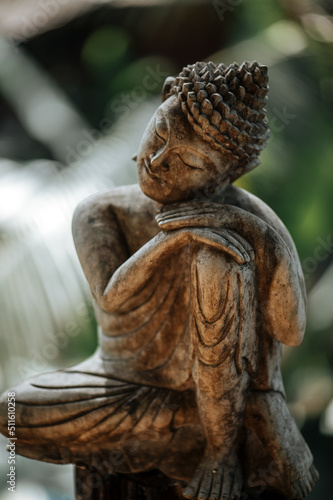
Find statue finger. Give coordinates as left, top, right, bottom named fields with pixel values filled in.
left=291, top=482, right=304, bottom=499
left=159, top=201, right=217, bottom=214
left=157, top=215, right=218, bottom=231
left=183, top=468, right=204, bottom=499
left=213, top=230, right=252, bottom=263
left=309, top=465, right=319, bottom=484
left=299, top=480, right=308, bottom=498
left=156, top=210, right=218, bottom=224
left=220, top=469, right=234, bottom=499
left=186, top=228, right=244, bottom=263
left=304, top=478, right=312, bottom=495
left=198, top=469, right=214, bottom=500
left=222, top=230, right=255, bottom=260
left=195, top=230, right=248, bottom=265
left=209, top=466, right=223, bottom=499
left=230, top=467, right=242, bottom=499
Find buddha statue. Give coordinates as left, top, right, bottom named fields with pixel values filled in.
left=0, top=61, right=319, bottom=499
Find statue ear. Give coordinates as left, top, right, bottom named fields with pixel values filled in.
left=161, top=76, right=176, bottom=102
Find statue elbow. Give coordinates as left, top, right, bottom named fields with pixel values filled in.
left=72, top=198, right=92, bottom=245
left=266, top=304, right=306, bottom=346
left=97, top=288, right=118, bottom=314
left=286, top=325, right=305, bottom=346
left=288, top=298, right=307, bottom=346
left=266, top=284, right=307, bottom=346
left=274, top=315, right=306, bottom=346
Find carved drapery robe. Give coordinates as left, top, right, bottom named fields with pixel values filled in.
left=1, top=232, right=269, bottom=472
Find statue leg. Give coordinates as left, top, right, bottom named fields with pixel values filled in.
left=183, top=244, right=257, bottom=499
left=184, top=240, right=318, bottom=498
left=241, top=316, right=319, bottom=497
left=244, top=390, right=319, bottom=499
left=0, top=360, right=204, bottom=477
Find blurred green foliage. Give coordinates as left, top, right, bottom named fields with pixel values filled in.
left=82, top=26, right=131, bottom=77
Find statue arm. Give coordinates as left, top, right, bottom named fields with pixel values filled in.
left=72, top=193, right=130, bottom=312
left=101, top=227, right=254, bottom=313
left=72, top=194, right=237, bottom=313
left=157, top=202, right=306, bottom=346
left=72, top=194, right=193, bottom=313
left=100, top=229, right=191, bottom=312
left=215, top=204, right=306, bottom=347
left=235, top=208, right=306, bottom=347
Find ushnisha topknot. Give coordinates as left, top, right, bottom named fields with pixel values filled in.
left=162, top=61, right=270, bottom=179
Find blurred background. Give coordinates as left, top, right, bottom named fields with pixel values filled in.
left=0, top=0, right=333, bottom=498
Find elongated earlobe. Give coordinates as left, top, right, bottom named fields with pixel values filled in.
left=161, top=76, right=176, bottom=102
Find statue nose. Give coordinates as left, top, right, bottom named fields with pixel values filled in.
left=150, top=153, right=169, bottom=173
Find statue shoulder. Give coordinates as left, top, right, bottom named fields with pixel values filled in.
left=226, top=185, right=296, bottom=251
left=73, top=184, right=143, bottom=217
left=72, top=184, right=155, bottom=226
left=72, top=184, right=159, bottom=247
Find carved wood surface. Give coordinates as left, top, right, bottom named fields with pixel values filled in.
left=0, top=61, right=319, bottom=500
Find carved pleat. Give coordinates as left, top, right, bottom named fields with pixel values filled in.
left=98, top=248, right=193, bottom=386
left=4, top=370, right=186, bottom=446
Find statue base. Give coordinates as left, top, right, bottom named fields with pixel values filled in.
left=75, top=466, right=292, bottom=500
left=75, top=467, right=184, bottom=500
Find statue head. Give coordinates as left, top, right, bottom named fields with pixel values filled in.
left=137, top=61, right=269, bottom=204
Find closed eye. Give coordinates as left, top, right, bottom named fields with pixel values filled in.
left=155, top=129, right=166, bottom=142
left=176, top=153, right=203, bottom=171
left=155, top=120, right=167, bottom=142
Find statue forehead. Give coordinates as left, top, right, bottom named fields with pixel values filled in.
left=155, top=95, right=190, bottom=130
left=153, top=97, right=210, bottom=150
left=153, top=95, right=227, bottom=165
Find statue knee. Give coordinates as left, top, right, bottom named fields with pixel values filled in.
left=191, top=247, right=257, bottom=380
left=0, top=377, right=50, bottom=441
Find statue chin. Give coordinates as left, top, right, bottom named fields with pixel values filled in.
left=138, top=178, right=192, bottom=204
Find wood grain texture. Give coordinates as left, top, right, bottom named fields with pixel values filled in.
left=0, top=61, right=318, bottom=499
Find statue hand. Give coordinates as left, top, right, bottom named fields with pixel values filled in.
left=183, top=454, right=243, bottom=500
left=145, top=227, right=253, bottom=264
left=156, top=201, right=224, bottom=231
left=181, top=227, right=254, bottom=265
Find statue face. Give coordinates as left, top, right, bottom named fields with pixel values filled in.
left=137, top=95, right=231, bottom=204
